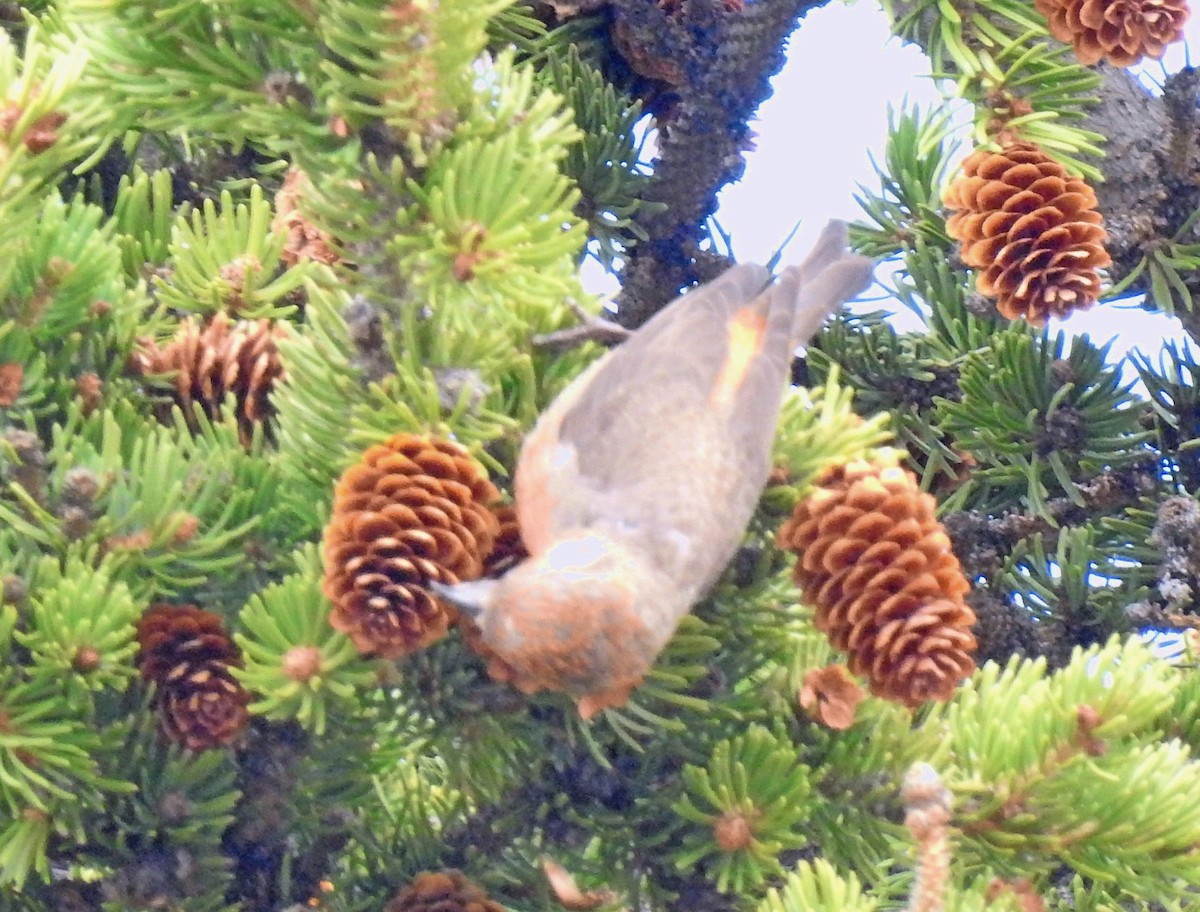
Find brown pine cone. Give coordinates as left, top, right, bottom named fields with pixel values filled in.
left=943, top=141, right=1110, bottom=325
left=136, top=603, right=251, bottom=751
left=272, top=168, right=339, bottom=267
left=1035, top=0, right=1188, bottom=66
left=482, top=504, right=527, bottom=579
left=778, top=455, right=977, bottom=707
left=132, top=314, right=286, bottom=444
left=383, top=870, right=505, bottom=912
left=0, top=363, right=21, bottom=407
left=799, top=664, right=865, bottom=730
left=322, top=434, right=500, bottom=658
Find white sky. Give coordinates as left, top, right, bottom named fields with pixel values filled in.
left=591, top=2, right=1200, bottom=371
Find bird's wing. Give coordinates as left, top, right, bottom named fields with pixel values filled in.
left=723, top=244, right=874, bottom=452
left=558, top=222, right=873, bottom=488
left=555, top=261, right=772, bottom=489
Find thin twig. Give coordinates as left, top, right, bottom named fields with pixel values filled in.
left=533, top=299, right=632, bottom=350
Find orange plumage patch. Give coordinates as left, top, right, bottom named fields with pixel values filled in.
left=711, top=307, right=766, bottom=408
left=514, top=429, right=558, bottom=557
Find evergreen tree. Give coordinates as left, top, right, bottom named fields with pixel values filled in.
left=0, top=1, right=1198, bottom=911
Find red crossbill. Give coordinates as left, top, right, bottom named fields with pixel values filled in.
left=438, top=220, right=873, bottom=718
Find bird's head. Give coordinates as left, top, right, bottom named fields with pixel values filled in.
left=433, top=531, right=657, bottom=715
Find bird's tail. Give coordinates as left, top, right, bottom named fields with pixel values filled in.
left=770, top=220, right=875, bottom=349
left=721, top=220, right=874, bottom=454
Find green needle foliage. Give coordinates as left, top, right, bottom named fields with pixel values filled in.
left=757, top=860, right=878, bottom=912
left=0, top=0, right=1197, bottom=910
left=156, top=184, right=316, bottom=320
left=16, top=555, right=144, bottom=695
left=928, top=638, right=1200, bottom=900
left=536, top=45, right=653, bottom=269
left=667, top=725, right=813, bottom=894
left=234, top=547, right=374, bottom=735
left=937, top=329, right=1146, bottom=513
left=852, top=106, right=958, bottom=259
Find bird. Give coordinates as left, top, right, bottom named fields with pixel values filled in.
left=436, top=220, right=874, bottom=719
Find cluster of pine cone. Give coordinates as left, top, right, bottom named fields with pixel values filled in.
left=942, top=0, right=1188, bottom=324
left=123, top=368, right=979, bottom=734
left=319, top=434, right=977, bottom=713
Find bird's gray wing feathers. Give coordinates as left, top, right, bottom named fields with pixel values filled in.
left=557, top=222, right=872, bottom=490
left=722, top=225, right=874, bottom=466
left=556, top=262, right=771, bottom=487
left=787, top=256, right=876, bottom=344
